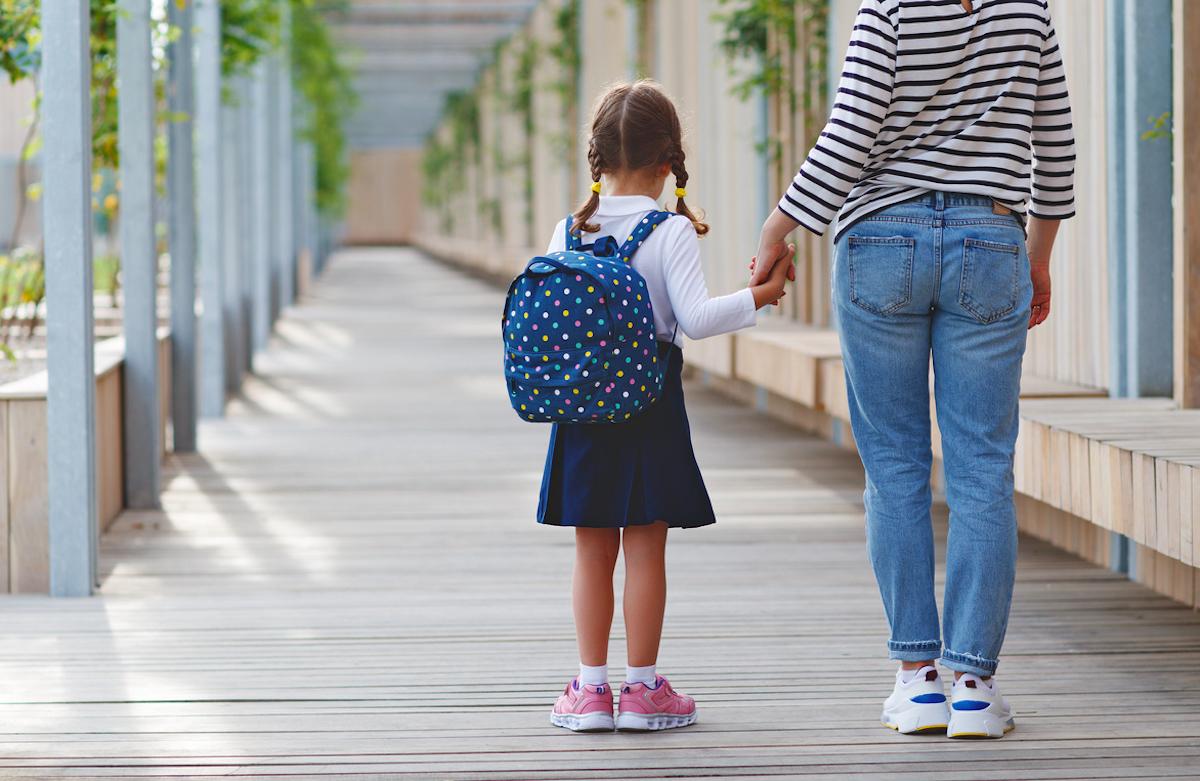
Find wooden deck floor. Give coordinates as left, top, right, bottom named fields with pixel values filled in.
left=1, top=247, right=1199, bottom=779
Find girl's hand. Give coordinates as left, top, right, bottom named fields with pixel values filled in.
left=751, top=243, right=796, bottom=309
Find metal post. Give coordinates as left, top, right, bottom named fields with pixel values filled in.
left=196, top=0, right=225, bottom=417
left=117, top=0, right=161, bottom=508
left=42, top=0, right=98, bottom=596
left=221, top=92, right=245, bottom=391
left=276, top=3, right=296, bottom=310
left=167, top=0, right=197, bottom=452
left=1109, top=0, right=1174, bottom=398
left=265, top=55, right=281, bottom=324
left=237, top=76, right=255, bottom=373
left=251, top=61, right=273, bottom=351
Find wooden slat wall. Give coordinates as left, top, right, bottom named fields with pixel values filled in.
left=418, top=0, right=1114, bottom=387
left=1174, top=0, right=1200, bottom=408
left=1023, top=4, right=1110, bottom=390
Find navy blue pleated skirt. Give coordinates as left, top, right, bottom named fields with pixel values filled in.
left=537, top=341, right=717, bottom=529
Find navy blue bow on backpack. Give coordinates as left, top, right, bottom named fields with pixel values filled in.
left=502, top=211, right=674, bottom=424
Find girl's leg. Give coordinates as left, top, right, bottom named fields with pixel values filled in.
left=621, top=521, right=668, bottom=668
left=573, top=527, right=622, bottom=666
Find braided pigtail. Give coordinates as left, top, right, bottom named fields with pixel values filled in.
left=570, top=141, right=604, bottom=236
left=670, top=149, right=708, bottom=237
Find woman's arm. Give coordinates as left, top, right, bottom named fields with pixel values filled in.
left=752, top=0, right=897, bottom=284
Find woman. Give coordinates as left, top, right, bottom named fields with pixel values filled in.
left=751, top=0, right=1074, bottom=738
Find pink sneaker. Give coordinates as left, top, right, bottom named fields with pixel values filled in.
left=616, top=675, right=697, bottom=731
left=550, top=678, right=615, bottom=732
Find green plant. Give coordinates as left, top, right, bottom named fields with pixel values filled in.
left=1142, top=111, right=1172, bottom=141
left=511, top=38, right=538, bottom=245
left=716, top=0, right=827, bottom=176
left=220, top=0, right=281, bottom=81
left=290, top=0, right=357, bottom=217
left=547, top=0, right=581, bottom=179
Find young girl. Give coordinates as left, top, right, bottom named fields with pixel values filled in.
left=539, top=80, right=792, bottom=732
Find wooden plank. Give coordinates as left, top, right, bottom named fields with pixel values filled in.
left=94, top=368, right=124, bottom=532
left=6, top=399, right=47, bottom=593
left=0, top=401, right=7, bottom=593
left=1173, top=0, right=1200, bottom=408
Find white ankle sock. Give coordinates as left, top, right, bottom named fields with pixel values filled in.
left=625, top=664, right=656, bottom=686
left=898, top=665, right=936, bottom=685
left=579, top=663, right=608, bottom=686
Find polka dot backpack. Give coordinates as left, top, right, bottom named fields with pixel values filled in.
left=502, top=211, right=674, bottom=424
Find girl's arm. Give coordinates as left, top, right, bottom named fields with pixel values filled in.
left=664, top=224, right=790, bottom=341
left=752, top=0, right=897, bottom=284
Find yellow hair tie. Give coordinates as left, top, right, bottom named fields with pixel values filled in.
left=591, top=181, right=602, bottom=194
left=674, top=187, right=687, bottom=198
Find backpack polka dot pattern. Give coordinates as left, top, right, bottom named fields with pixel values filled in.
left=502, top=211, right=673, bottom=424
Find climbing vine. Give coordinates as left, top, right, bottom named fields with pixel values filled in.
left=510, top=38, right=539, bottom=245
left=547, top=0, right=581, bottom=198
left=289, top=0, right=356, bottom=217
left=717, top=0, right=827, bottom=184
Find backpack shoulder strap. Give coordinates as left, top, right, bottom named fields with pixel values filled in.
left=616, top=211, right=673, bottom=263
left=564, top=215, right=583, bottom=251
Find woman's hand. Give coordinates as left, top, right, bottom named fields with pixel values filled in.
left=1025, top=216, right=1059, bottom=330
left=751, top=243, right=796, bottom=309
left=751, top=210, right=801, bottom=286
left=1029, top=261, right=1050, bottom=329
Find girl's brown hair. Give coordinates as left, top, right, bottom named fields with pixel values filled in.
left=571, top=80, right=708, bottom=237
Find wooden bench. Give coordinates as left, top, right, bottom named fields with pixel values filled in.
left=686, top=322, right=1199, bottom=607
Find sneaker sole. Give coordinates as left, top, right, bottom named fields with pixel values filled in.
left=881, top=701, right=950, bottom=735
left=551, top=711, right=615, bottom=732
left=615, top=710, right=697, bottom=731
left=947, top=710, right=1014, bottom=739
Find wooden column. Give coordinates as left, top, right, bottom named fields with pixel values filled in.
left=42, top=0, right=98, bottom=596
left=1174, top=0, right=1200, bottom=407
left=117, top=0, right=161, bottom=508
left=167, top=0, right=198, bottom=452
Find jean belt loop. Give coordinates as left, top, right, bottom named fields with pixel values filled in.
left=934, top=191, right=945, bottom=213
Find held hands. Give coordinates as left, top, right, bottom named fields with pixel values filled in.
left=749, top=243, right=796, bottom=310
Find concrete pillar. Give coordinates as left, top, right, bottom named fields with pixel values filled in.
left=196, top=0, right=225, bottom=417
left=167, top=0, right=197, bottom=452
left=116, top=0, right=161, bottom=508
left=42, top=0, right=98, bottom=596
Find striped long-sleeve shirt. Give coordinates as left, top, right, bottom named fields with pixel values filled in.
left=778, top=0, right=1075, bottom=240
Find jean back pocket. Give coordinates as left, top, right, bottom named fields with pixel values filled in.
left=959, top=238, right=1021, bottom=324
left=847, top=236, right=915, bottom=315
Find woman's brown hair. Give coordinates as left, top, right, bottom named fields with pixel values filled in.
left=571, top=80, right=708, bottom=237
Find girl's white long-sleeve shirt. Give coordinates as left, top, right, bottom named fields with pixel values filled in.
left=546, top=195, right=757, bottom=346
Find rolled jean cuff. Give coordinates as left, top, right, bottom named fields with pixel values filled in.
left=941, top=649, right=999, bottom=676
left=887, top=639, right=942, bottom=662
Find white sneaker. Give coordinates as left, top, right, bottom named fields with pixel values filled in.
left=947, top=673, right=1014, bottom=738
left=880, top=665, right=950, bottom=734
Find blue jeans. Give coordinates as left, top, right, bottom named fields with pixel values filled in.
left=833, top=192, right=1032, bottom=677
